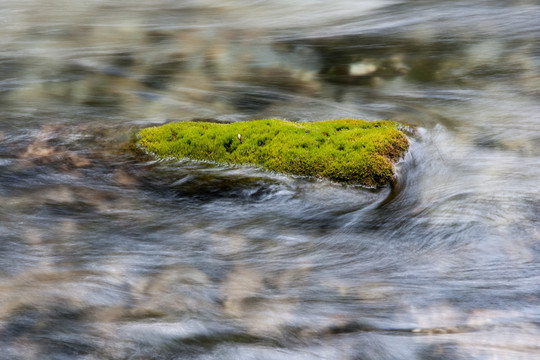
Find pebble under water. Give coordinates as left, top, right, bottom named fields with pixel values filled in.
left=1, top=0, right=540, bottom=359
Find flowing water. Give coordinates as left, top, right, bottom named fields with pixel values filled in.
left=1, top=0, right=540, bottom=359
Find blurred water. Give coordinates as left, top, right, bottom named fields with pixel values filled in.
left=1, top=0, right=540, bottom=359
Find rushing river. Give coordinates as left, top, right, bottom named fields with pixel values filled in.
left=1, top=0, right=540, bottom=359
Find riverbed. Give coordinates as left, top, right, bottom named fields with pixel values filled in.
left=1, top=0, right=539, bottom=359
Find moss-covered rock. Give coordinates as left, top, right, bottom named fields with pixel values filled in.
left=137, top=119, right=409, bottom=187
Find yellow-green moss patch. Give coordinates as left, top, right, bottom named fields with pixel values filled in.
left=137, top=119, right=409, bottom=186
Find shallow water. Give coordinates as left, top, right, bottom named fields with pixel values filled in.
left=1, top=0, right=540, bottom=359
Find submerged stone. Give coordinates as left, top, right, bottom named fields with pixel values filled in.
left=137, top=119, right=409, bottom=187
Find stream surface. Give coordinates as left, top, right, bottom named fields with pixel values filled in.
left=1, top=1, right=540, bottom=359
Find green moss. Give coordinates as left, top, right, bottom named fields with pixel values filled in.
left=137, top=118, right=409, bottom=187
